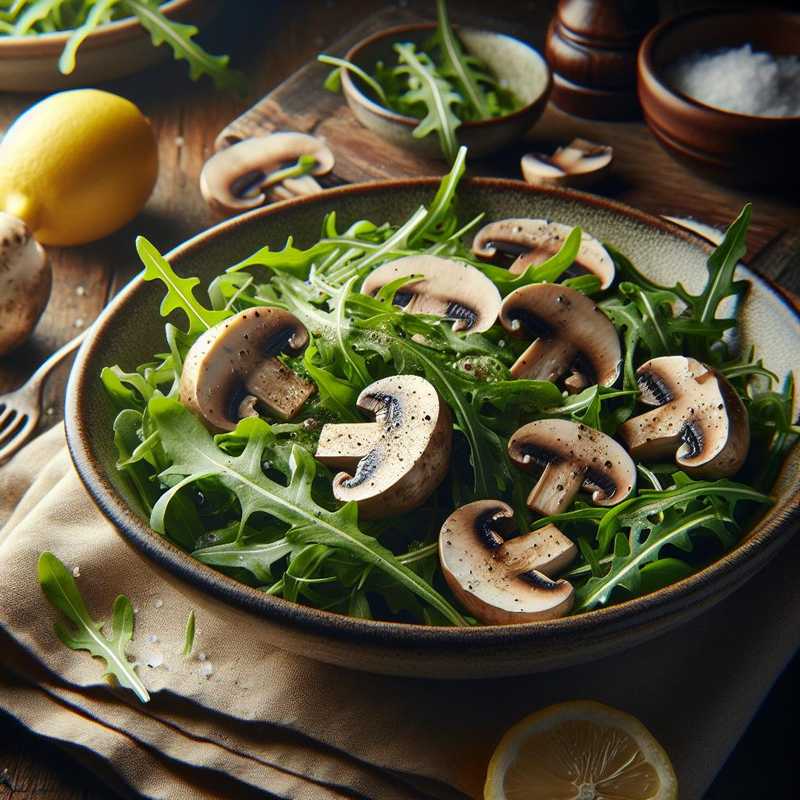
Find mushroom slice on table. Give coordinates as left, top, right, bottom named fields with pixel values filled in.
left=360, top=255, right=502, bottom=333
left=509, top=418, right=636, bottom=516
left=619, top=356, right=750, bottom=478
left=471, top=218, right=615, bottom=288
left=439, top=500, right=577, bottom=623
left=521, top=138, right=613, bottom=189
left=500, top=283, right=621, bottom=392
left=315, top=375, right=452, bottom=519
left=200, top=133, right=335, bottom=215
left=179, top=306, right=315, bottom=431
left=0, top=212, right=51, bottom=356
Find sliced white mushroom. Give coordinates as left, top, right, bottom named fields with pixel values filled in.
left=499, top=283, right=621, bottom=392
left=361, top=255, right=502, bottom=333
left=508, top=419, right=636, bottom=516
left=179, top=306, right=316, bottom=431
left=521, top=138, right=613, bottom=189
left=0, top=212, right=51, bottom=356
left=471, top=218, right=615, bottom=288
left=619, top=356, right=750, bottom=478
left=314, top=375, right=452, bottom=519
left=439, top=499, right=577, bottom=623
left=200, top=133, right=335, bottom=214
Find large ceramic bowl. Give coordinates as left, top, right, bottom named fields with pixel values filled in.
left=340, top=23, right=551, bottom=159
left=65, top=179, right=800, bottom=679
left=0, top=0, right=220, bottom=92
left=638, top=9, right=800, bottom=188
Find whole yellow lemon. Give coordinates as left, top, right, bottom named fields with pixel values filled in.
left=0, top=89, right=158, bottom=246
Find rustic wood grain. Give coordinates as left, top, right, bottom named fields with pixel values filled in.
left=0, top=1, right=797, bottom=798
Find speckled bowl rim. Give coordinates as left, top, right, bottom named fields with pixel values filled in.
left=66, top=177, right=800, bottom=651
left=340, top=22, right=552, bottom=130
left=638, top=8, right=800, bottom=124
left=0, top=0, right=195, bottom=51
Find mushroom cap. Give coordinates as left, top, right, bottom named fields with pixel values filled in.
left=315, top=374, right=452, bottom=519
left=499, top=282, right=621, bottom=388
left=439, top=499, right=576, bottom=624
left=521, top=138, right=613, bottom=189
left=0, top=212, right=51, bottom=356
left=508, top=418, right=637, bottom=515
left=179, top=306, right=313, bottom=431
left=200, top=133, right=335, bottom=214
left=471, top=218, right=615, bottom=289
left=619, top=355, right=750, bottom=478
left=361, top=255, right=502, bottom=333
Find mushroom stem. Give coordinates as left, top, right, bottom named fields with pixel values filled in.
left=315, top=422, right=382, bottom=470
left=510, top=337, right=577, bottom=382
left=495, top=524, right=578, bottom=578
left=244, top=359, right=316, bottom=421
left=527, top=462, right=585, bottom=516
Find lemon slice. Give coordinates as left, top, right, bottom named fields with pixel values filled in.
left=484, top=701, right=678, bottom=800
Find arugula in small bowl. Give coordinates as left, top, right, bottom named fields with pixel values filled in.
left=319, top=0, right=547, bottom=162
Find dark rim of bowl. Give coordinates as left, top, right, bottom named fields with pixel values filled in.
left=340, top=22, right=552, bottom=130
left=639, top=8, right=800, bottom=123
left=0, top=0, right=193, bottom=46
left=66, top=176, right=800, bottom=649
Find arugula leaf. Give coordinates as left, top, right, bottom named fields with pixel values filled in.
left=148, top=396, right=466, bottom=625
left=193, top=537, right=293, bottom=584
left=434, top=0, right=489, bottom=118
left=137, top=237, right=230, bottom=336
left=394, top=42, right=462, bottom=163
left=38, top=552, right=149, bottom=703
left=182, top=609, right=196, bottom=657
left=122, top=0, right=245, bottom=92
left=318, top=54, right=389, bottom=105
left=59, top=0, right=115, bottom=73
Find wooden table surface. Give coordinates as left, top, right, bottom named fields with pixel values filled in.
left=0, top=0, right=797, bottom=797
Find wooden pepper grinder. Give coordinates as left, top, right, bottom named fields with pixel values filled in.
left=545, top=0, right=658, bottom=120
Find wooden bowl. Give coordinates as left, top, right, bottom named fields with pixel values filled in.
left=637, top=9, right=800, bottom=188
left=340, top=23, right=552, bottom=159
left=65, top=178, right=800, bottom=679
left=0, top=0, right=220, bottom=92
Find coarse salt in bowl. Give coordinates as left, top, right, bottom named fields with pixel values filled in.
left=637, top=8, right=800, bottom=187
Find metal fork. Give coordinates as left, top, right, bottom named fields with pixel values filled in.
left=0, top=329, right=88, bottom=464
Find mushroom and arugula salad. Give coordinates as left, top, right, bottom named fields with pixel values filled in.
left=103, top=150, right=797, bottom=627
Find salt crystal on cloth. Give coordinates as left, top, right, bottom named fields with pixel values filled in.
left=667, top=44, right=800, bottom=117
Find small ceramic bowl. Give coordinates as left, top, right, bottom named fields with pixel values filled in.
left=638, top=9, right=800, bottom=188
left=65, top=178, right=800, bottom=679
left=0, top=0, right=220, bottom=92
left=339, top=23, right=552, bottom=159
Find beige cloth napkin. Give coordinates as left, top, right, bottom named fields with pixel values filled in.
left=1, top=424, right=798, bottom=800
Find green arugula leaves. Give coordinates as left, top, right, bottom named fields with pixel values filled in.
left=3, top=0, right=243, bottom=89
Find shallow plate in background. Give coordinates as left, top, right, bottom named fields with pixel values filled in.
left=0, top=0, right=220, bottom=92
left=65, top=178, right=800, bottom=678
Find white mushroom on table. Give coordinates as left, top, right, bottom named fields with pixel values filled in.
left=439, top=500, right=578, bottom=623
left=619, top=355, right=751, bottom=478
left=471, top=218, right=616, bottom=288
left=314, top=374, right=452, bottom=519
left=521, top=138, right=613, bottom=189
left=0, top=212, right=51, bottom=357
left=360, top=255, right=502, bottom=333
left=499, top=282, right=621, bottom=392
left=179, top=306, right=316, bottom=431
left=200, top=132, right=335, bottom=215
